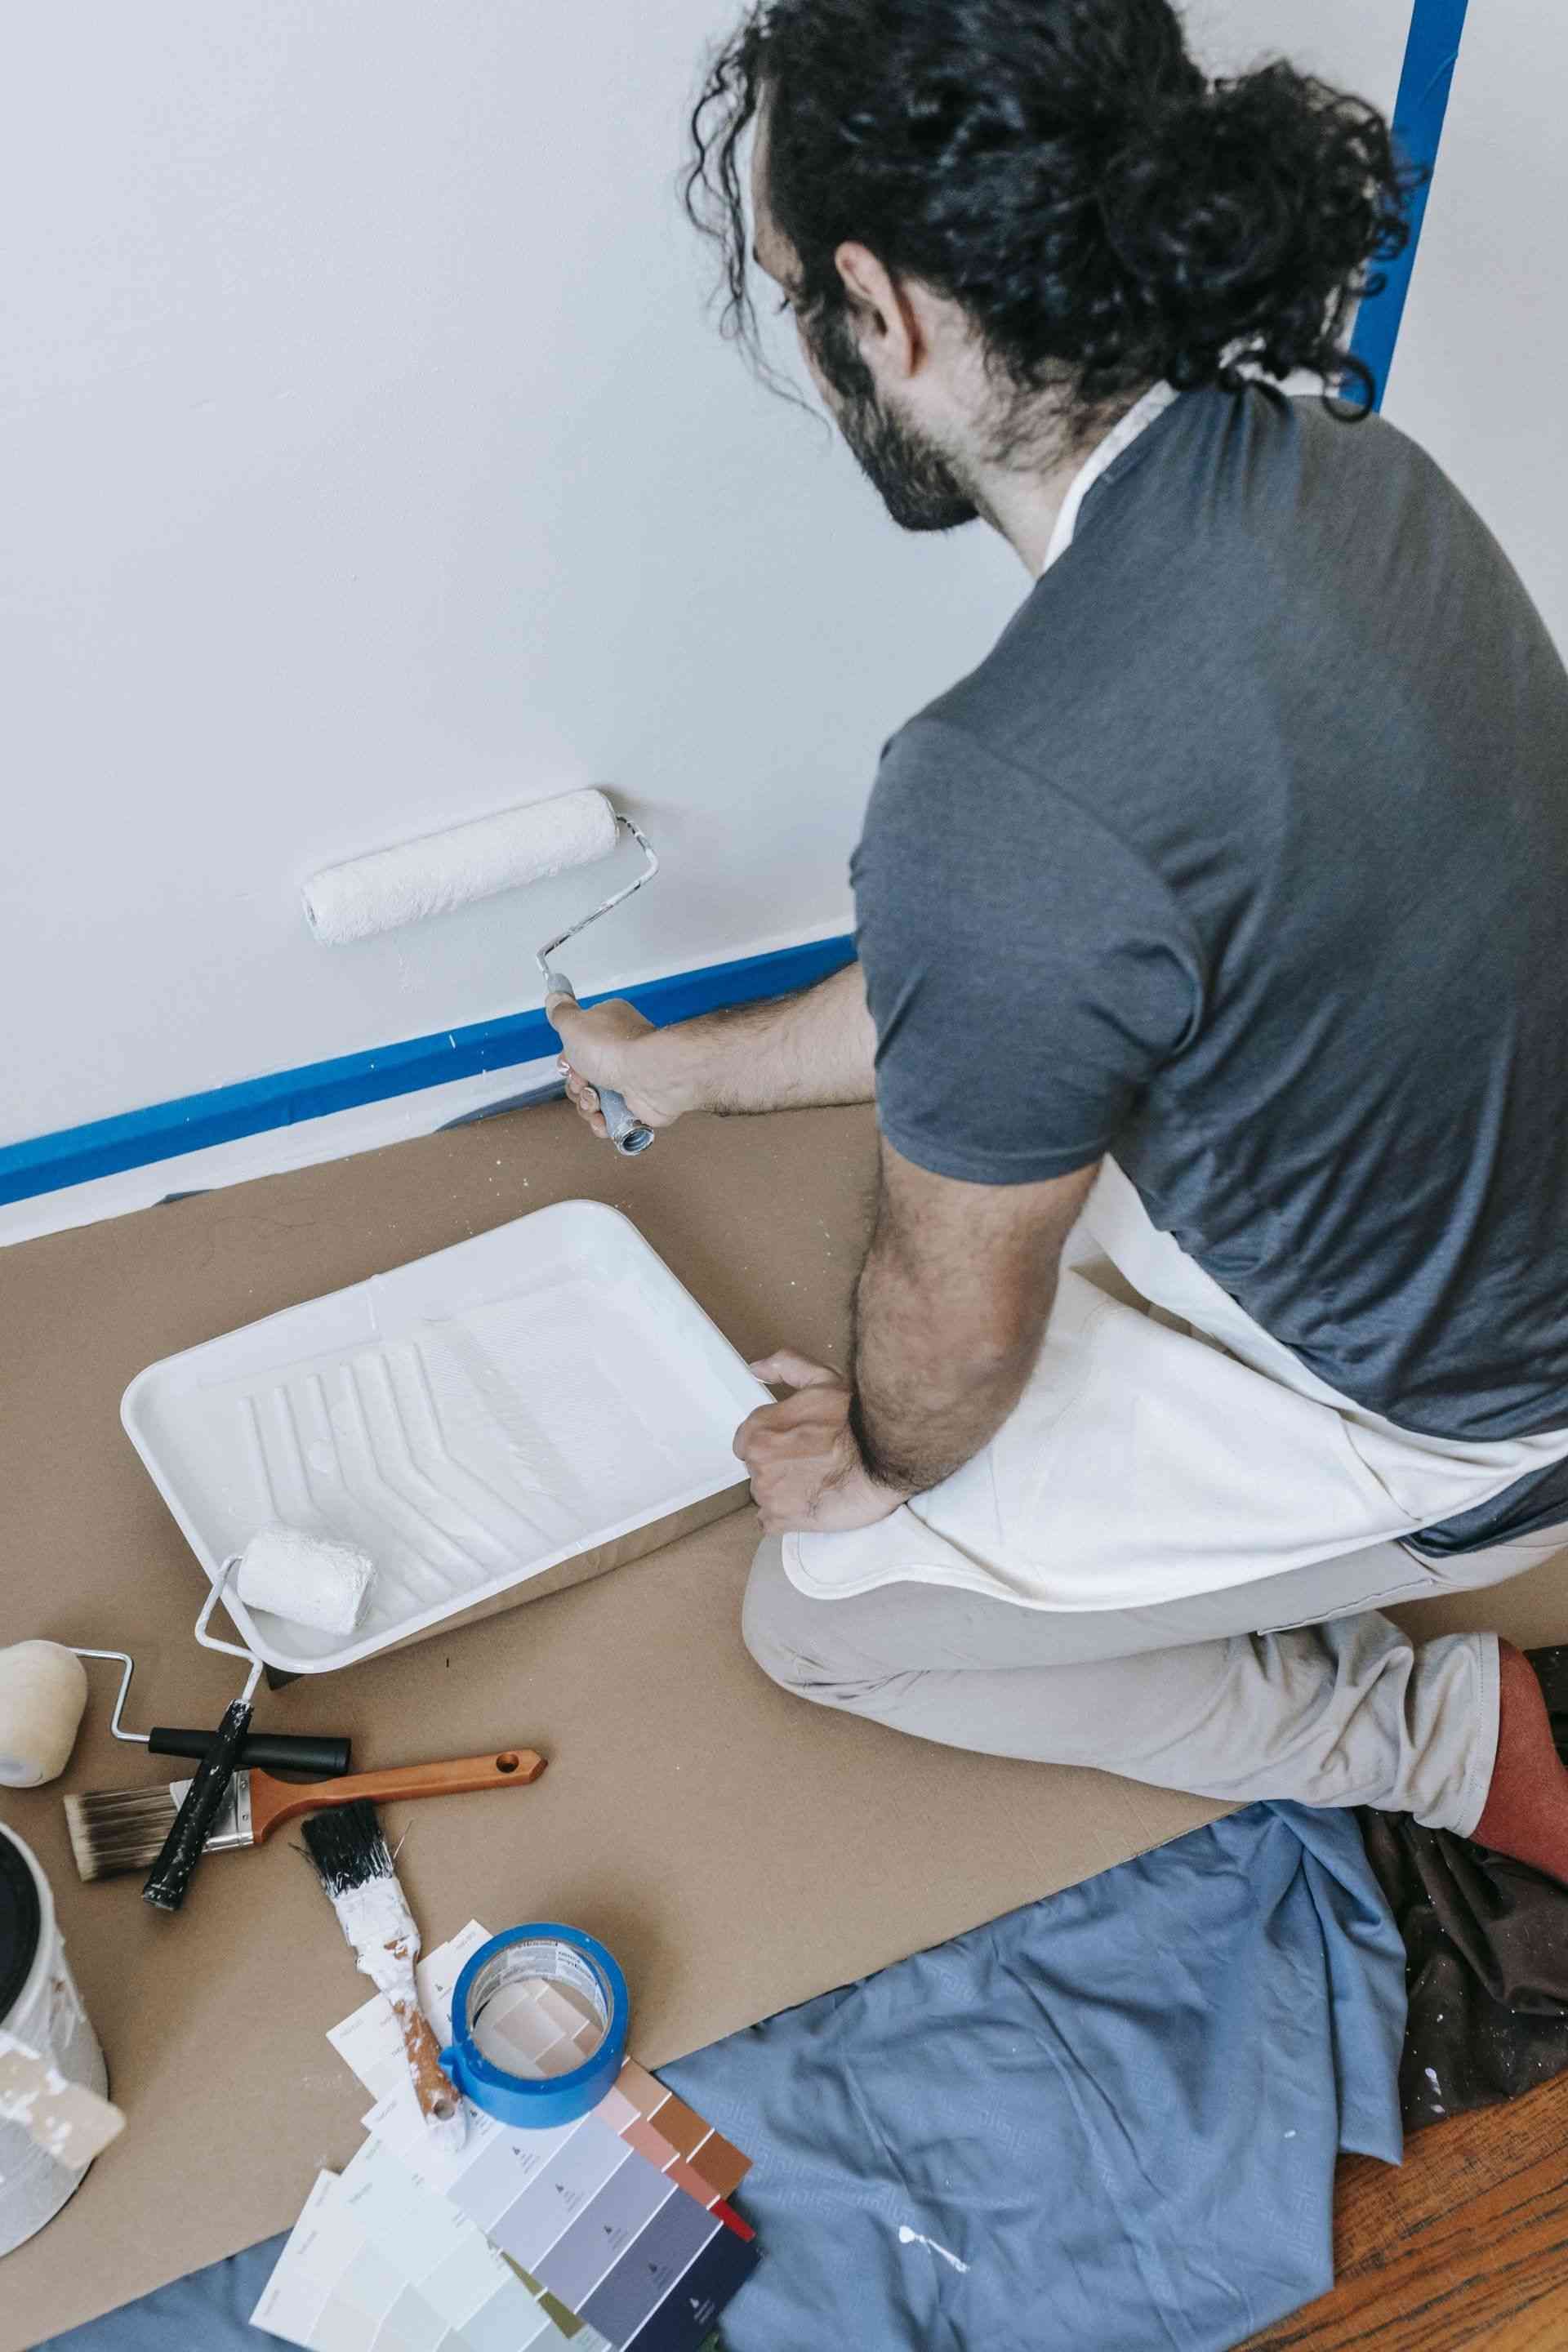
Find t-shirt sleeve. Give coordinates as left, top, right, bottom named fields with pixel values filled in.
left=853, top=715, right=1204, bottom=1184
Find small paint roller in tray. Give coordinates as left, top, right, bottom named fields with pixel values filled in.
left=0, top=1526, right=385, bottom=1916
left=231, top=1523, right=377, bottom=1637
left=138, top=1524, right=385, bottom=1913
left=0, top=1527, right=375, bottom=1797
left=300, top=787, right=661, bottom=1156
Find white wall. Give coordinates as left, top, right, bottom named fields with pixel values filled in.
left=1196, top=2, right=1568, bottom=648
left=0, top=1, right=1022, bottom=1152
left=5, top=2, right=1552, bottom=1208
left=1376, top=0, right=1568, bottom=649
left=1188, top=0, right=1410, bottom=104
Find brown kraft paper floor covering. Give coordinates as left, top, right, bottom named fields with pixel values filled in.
left=0, top=1101, right=1220, bottom=2341
left=5, top=1097, right=1564, bottom=2342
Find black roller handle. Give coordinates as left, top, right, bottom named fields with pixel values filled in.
left=148, top=1726, right=351, bottom=1776
left=142, top=1698, right=253, bottom=1913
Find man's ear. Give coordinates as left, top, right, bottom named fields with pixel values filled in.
left=834, top=241, right=923, bottom=378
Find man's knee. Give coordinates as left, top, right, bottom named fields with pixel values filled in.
left=741, top=1535, right=886, bottom=1710
left=742, top=1535, right=815, bottom=1693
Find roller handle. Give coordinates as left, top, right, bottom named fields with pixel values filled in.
left=142, top=1698, right=253, bottom=1913
left=544, top=970, right=654, bottom=1157
left=149, top=1726, right=352, bottom=1776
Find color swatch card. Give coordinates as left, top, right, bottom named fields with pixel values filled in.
left=332, top=1923, right=751, bottom=2215
left=251, top=2140, right=581, bottom=2352
left=326, top=1918, right=492, bottom=2114
left=331, top=1923, right=758, bottom=2352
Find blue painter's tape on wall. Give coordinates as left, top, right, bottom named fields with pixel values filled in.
left=0, top=934, right=858, bottom=1208
left=1348, top=0, right=1470, bottom=410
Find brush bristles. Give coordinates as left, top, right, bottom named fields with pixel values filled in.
left=300, top=1797, right=393, bottom=1895
left=65, top=1787, right=180, bottom=1882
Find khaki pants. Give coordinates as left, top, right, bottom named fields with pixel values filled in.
left=744, top=1519, right=1568, bottom=1833
left=753, top=1158, right=1568, bottom=1830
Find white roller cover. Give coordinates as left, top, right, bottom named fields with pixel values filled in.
left=235, top=1525, right=377, bottom=1635
left=301, top=789, right=619, bottom=944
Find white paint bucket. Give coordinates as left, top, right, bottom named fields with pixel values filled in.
left=0, top=1822, right=109, bottom=2256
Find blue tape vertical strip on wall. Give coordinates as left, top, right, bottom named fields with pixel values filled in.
left=1348, top=0, right=1471, bottom=410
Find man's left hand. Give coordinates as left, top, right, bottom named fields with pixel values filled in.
left=736, top=1349, right=907, bottom=1536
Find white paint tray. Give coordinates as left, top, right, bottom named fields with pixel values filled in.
left=120, top=1200, right=772, bottom=1675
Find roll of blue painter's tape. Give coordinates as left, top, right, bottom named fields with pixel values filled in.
left=440, top=1922, right=630, bottom=2130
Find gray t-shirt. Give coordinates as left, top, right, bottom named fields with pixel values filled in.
left=853, top=384, right=1568, bottom=1553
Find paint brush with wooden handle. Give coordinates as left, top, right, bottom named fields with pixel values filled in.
left=302, top=1798, right=466, bottom=2154
left=65, top=1746, right=546, bottom=1882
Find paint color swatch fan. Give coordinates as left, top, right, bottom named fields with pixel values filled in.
left=302, top=787, right=660, bottom=1156
left=254, top=1918, right=758, bottom=2352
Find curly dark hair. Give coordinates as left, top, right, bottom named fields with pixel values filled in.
left=685, top=0, right=1414, bottom=427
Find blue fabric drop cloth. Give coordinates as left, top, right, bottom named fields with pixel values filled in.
left=663, top=1802, right=1405, bottom=2351
left=38, top=1801, right=1404, bottom=2352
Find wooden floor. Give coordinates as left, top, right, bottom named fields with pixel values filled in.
left=1245, top=2068, right=1568, bottom=2349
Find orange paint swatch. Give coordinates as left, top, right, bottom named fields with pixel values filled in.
left=692, top=2134, right=751, bottom=2203
left=647, top=2094, right=710, bottom=2161
left=615, top=2057, right=670, bottom=2121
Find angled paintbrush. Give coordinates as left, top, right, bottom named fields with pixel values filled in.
left=65, top=1746, right=546, bottom=1882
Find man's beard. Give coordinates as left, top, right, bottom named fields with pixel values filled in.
left=804, top=303, right=979, bottom=534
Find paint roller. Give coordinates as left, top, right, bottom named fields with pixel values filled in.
left=142, top=1528, right=381, bottom=1914
left=0, top=1528, right=374, bottom=1789
left=301, top=789, right=661, bottom=1156
left=232, top=1525, right=376, bottom=1636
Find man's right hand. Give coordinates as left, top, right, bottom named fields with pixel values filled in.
left=550, top=961, right=874, bottom=1142
left=549, top=994, right=693, bottom=1143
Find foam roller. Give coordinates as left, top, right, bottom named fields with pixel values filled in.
left=0, top=1642, right=89, bottom=1786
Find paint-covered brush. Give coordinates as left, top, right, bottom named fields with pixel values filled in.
left=301, top=1798, right=466, bottom=2154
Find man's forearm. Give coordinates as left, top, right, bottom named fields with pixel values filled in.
left=849, top=1226, right=1049, bottom=1496
left=649, top=960, right=875, bottom=1117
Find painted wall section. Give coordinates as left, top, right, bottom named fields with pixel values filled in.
left=0, top=2, right=1022, bottom=1152
left=1345, top=1, right=1470, bottom=409
left=1378, top=0, right=1568, bottom=651
left=1189, top=0, right=1411, bottom=109
left=11, top=2, right=1548, bottom=1234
